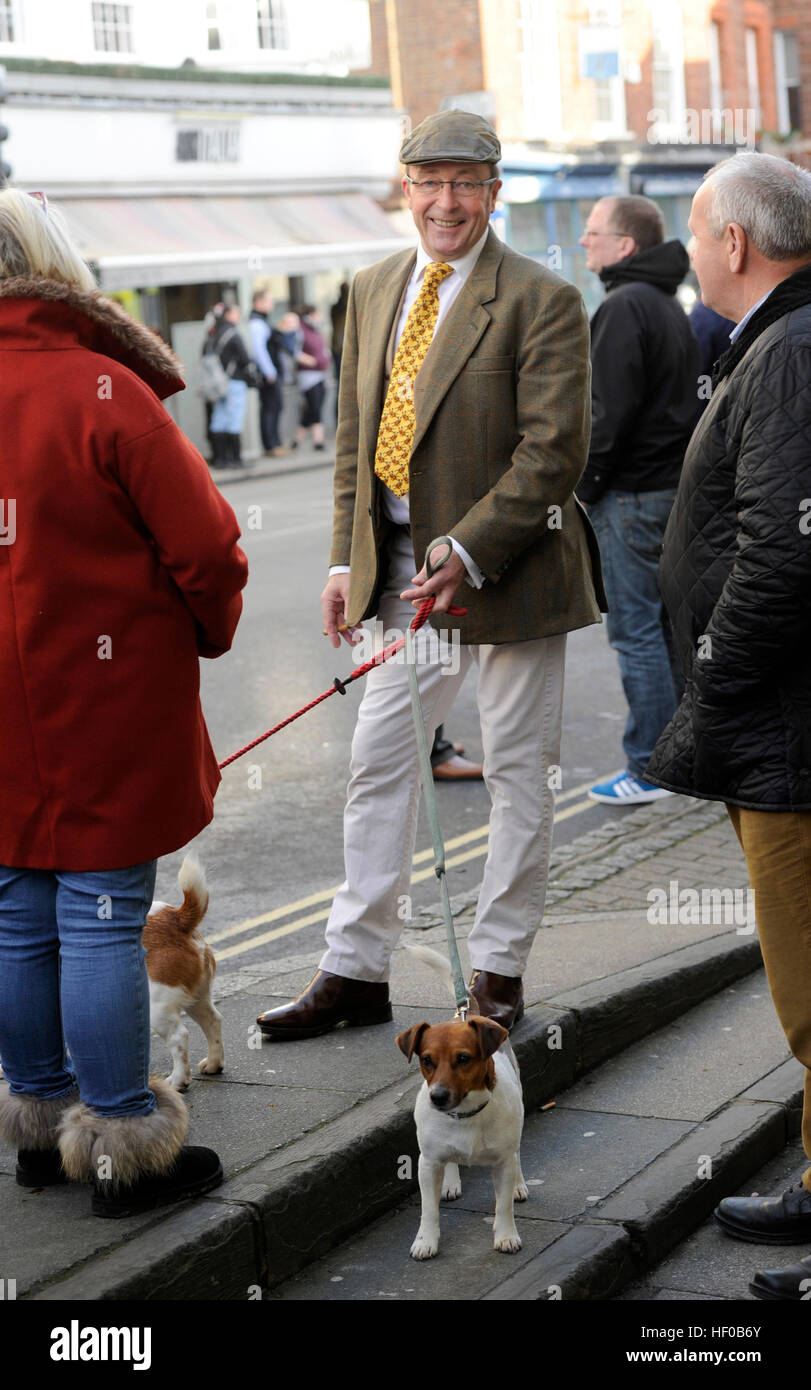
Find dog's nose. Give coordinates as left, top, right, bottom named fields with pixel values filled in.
left=430, top=1087, right=451, bottom=1109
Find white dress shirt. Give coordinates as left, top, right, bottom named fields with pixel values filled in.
left=331, top=227, right=491, bottom=589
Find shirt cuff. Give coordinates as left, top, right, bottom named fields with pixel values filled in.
left=329, top=565, right=351, bottom=576
left=450, top=538, right=485, bottom=589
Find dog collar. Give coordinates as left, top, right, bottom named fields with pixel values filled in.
left=445, top=1099, right=490, bottom=1120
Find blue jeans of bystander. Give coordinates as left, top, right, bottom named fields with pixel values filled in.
left=0, top=861, right=158, bottom=1118
left=588, top=488, right=684, bottom=780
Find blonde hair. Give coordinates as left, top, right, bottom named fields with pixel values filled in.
left=0, top=188, right=97, bottom=289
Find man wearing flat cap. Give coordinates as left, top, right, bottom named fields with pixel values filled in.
left=258, top=110, right=605, bottom=1039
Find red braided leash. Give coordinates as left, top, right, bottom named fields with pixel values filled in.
left=218, top=597, right=466, bottom=770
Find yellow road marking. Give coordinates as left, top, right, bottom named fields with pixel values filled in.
left=213, top=794, right=595, bottom=962
left=206, top=778, right=596, bottom=945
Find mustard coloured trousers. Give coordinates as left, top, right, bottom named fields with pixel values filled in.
left=727, top=805, right=811, bottom=1191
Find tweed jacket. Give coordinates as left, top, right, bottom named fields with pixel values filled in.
left=330, top=228, right=606, bottom=645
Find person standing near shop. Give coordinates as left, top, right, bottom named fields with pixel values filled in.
left=249, top=290, right=287, bottom=457
left=577, top=195, right=698, bottom=807
left=293, top=305, right=330, bottom=452
left=208, top=303, right=256, bottom=468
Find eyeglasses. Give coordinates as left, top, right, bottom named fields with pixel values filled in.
left=27, top=191, right=49, bottom=217
left=582, top=228, right=629, bottom=239
left=405, top=177, right=498, bottom=198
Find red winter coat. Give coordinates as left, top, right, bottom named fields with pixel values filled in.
left=0, top=277, right=248, bottom=870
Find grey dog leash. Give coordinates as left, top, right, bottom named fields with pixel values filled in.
left=405, top=536, right=471, bottom=1020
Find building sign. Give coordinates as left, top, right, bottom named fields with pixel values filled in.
left=176, top=125, right=240, bottom=163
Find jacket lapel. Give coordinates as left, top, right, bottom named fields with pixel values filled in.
left=411, top=229, right=503, bottom=455
left=359, top=250, right=416, bottom=466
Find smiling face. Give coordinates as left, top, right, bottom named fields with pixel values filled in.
left=402, top=160, right=501, bottom=262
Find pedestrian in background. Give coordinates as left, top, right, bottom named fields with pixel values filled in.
left=292, top=304, right=330, bottom=452
left=645, top=152, right=811, bottom=1301
left=208, top=303, right=256, bottom=468
left=577, top=194, right=699, bottom=807
left=249, top=289, right=287, bottom=457
left=0, top=188, right=248, bottom=1216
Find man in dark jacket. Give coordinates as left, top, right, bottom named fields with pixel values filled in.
left=646, top=151, right=811, bottom=1300
left=577, top=196, right=699, bottom=805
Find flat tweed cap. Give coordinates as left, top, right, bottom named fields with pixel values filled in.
left=400, top=110, right=501, bottom=166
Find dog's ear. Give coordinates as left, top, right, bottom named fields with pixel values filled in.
left=467, top=1015, right=508, bottom=1059
left=396, top=1022, right=430, bottom=1062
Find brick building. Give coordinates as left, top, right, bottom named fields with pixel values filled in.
left=362, top=0, right=810, bottom=310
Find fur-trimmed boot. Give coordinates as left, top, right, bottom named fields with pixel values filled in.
left=0, top=1086, right=79, bottom=1187
left=58, top=1076, right=223, bottom=1218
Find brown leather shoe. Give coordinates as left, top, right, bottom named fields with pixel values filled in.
left=432, top=754, right=484, bottom=781
left=468, top=970, right=524, bottom=1032
left=256, top=970, right=392, bottom=1040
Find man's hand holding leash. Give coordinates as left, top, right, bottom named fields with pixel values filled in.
left=401, top=539, right=466, bottom=615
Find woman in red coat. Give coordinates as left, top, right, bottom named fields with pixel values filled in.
left=0, top=189, right=248, bottom=1215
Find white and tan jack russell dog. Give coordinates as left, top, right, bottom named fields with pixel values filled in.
left=144, top=855, right=224, bottom=1092
left=397, top=944, right=527, bottom=1260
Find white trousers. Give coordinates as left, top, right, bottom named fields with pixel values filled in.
left=320, top=531, right=566, bottom=982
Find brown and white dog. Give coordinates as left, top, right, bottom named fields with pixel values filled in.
left=396, top=944, right=527, bottom=1260
left=145, top=855, right=224, bottom=1092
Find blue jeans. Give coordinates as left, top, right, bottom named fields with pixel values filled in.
left=210, top=378, right=248, bottom=433
left=588, top=489, right=684, bottom=780
left=0, top=861, right=158, bottom=1118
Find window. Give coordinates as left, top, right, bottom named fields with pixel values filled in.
left=206, top=1, right=221, bottom=51
left=581, top=0, right=626, bottom=137
left=648, top=0, right=686, bottom=138
left=257, top=0, right=288, bottom=50
left=774, top=30, right=802, bottom=135
left=745, top=28, right=761, bottom=130
left=708, top=22, right=722, bottom=112
left=91, top=3, right=133, bottom=53
left=0, top=0, right=18, bottom=43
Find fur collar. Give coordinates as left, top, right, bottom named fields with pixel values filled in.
left=0, top=275, right=185, bottom=393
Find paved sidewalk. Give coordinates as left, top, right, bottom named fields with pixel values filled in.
left=1, top=794, right=801, bottom=1300
left=207, top=440, right=334, bottom=488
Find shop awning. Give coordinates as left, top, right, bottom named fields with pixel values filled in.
left=58, top=192, right=409, bottom=290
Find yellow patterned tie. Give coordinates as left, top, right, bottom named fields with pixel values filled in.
left=374, top=260, right=453, bottom=497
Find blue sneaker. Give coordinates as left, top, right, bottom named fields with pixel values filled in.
left=588, top=771, right=673, bottom=805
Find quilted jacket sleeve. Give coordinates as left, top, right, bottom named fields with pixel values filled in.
left=692, top=339, right=811, bottom=704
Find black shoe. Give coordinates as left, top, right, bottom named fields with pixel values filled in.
left=715, top=1183, right=811, bottom=1244
left=16, top=1147, right=68, bottom=1188
left=750, top=1253, right=811, bottom=1300
left=91, top=1145, right=223, bottom=1218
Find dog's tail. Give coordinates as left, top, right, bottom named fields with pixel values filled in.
left=404, top=943, right=456, bottom=1000
left=176, top=854, right=209, bottom=934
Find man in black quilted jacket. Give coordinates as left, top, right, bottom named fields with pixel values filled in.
left=646, top=152, right=811, bottom=1300
left=577, top=195, right=699, bottom=807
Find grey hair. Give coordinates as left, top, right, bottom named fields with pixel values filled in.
left=702, top=152, right=811, bottom=260
left=0, top=188, right=97, bottom=288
